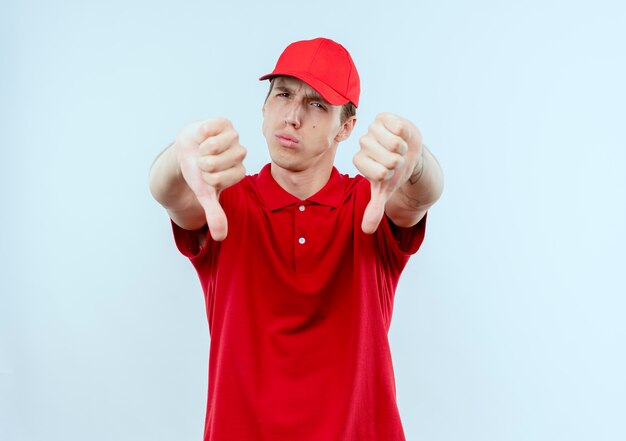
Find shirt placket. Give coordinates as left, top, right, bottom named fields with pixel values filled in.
left=294, top=201, right=311, bottom=274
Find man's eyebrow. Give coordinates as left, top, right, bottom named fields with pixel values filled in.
left=274, top=84, right=329, bottom=105
left=274, top=85, right=293, bottom=94
left=304, top=90, right=328, bottom=104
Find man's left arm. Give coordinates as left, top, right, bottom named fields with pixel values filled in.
left=384, top=142, right=444, bottom=227
left=354, top=112, right=444, bottom=233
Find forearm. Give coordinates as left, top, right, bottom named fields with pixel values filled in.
left=385, top=144, right=444, bottom=226
left=149, top=142, right=203, bottom=216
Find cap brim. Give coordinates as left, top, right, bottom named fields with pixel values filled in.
left=259, top=71, right=350, bottom=106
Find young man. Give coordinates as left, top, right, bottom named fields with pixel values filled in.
left=150, top=37, right=444, bottom=441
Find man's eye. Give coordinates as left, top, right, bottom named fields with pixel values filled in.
left=311, top=102, right=326, bottom=110
left=277, top=93, right=289, bottom=98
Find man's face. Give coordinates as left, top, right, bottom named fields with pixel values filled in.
left=262, top=76, right=354, bottom=173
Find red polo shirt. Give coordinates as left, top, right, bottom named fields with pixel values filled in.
left=171, top=163, right=427, bottom=441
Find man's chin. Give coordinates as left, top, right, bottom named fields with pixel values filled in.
left=269, top=155, right=307, bottom=173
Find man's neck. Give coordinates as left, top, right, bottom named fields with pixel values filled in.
left=270, top=162, right=334, bottom=201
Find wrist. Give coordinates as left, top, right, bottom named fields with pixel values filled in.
left=408, top=144, right=426, bottom=185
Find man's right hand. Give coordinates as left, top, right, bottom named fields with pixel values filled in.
left=175, top=118, right=247, bottom=241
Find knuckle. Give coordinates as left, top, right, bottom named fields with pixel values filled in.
left=205, top=138, right=220, bottom=154
left=227, top=166, right=246, bottom=187
left=227, top=130, right=239, bottom=146
left=387, top=155, right=399, bottom=168
left=375, top=167, right=389, bottom=181
left=391, top=138, right=408, bottom=154
left=359, top=134, right=371, bottom=147
left=353, top=154, right=369, bottom=174
left=215, top=117, right=232, bottom=128
left=389, top=154, right=404, bottom=169
left=205, top=173, right=222, bottom=189
left=237, top=165, right=247, bottom=179
left=203, top=156, right=219, bottom=172
left=199, top=120, right=217, bottom=138
left=235, top=146, right=247, bottom=161
left=378, top=112, right=391, bottom=121
left=370, top=123, right=382, bottom=135
left=388, top=138, right=402, bottom=152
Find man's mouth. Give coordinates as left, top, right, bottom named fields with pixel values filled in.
left=275, top=134, right=299, bottom=148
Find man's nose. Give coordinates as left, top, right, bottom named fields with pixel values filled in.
left=284, top=101, right=302, bottom=128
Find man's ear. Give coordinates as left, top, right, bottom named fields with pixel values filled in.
left=335, top=116, right=357, bottom=142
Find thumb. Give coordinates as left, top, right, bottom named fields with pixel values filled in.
left=361, top=181, right=387, bottom=234
left=197, top=187, right=228, bottom=241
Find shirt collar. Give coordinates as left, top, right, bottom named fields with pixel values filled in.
left=256, top=163, right=346, bottom=211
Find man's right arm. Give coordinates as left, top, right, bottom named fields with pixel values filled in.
left=149, top=141, right=207, bottom=231
left=148, top=119, right=247, bottom=238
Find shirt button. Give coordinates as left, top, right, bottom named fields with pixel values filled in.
left=299, top=205, right=305, bottom=212
left=298, top=237, right=306, bottom=245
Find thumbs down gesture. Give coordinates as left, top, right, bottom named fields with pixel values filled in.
left=353, top=113, right=423, bottom=234
left=176, top=118, right=247, bottom=241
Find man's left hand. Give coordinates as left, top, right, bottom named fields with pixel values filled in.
left=353, top=112, right=423, bottom=234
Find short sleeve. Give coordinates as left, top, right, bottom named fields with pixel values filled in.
left=352, top=174, right=428, bottom=258
left=371, top=211, right=428, bottom=280
left=169, top=183, right=241, bottom=263
left=380, top=211, right=428, bottom=256
left=171, top=221, right=211, bottom=260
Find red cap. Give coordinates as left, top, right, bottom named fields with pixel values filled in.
left=259, top=37, right=360, bottom=108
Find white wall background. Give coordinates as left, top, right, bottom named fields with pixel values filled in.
left=2, top=0, right=625, bottom=440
